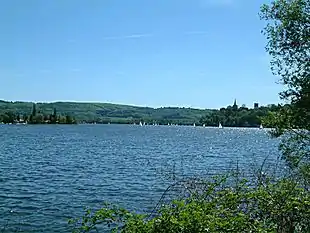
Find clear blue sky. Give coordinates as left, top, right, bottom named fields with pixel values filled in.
left=0, top=0, right=282, bottom=109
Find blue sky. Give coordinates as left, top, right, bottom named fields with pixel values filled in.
left=0, top=0, right=281, bottom=109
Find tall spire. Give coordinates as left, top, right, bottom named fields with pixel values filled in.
left=233, top=99, right=238, bottom=110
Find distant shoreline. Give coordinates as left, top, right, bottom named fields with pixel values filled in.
left=0, top=122, right=268, bottom=129
left=0, top=100, right=281, bottom=128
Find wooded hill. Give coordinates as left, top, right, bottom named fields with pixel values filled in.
left=0, top=100, right=279, bottom=126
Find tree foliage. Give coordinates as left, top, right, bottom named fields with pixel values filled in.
left=0, top=104, right=76, bottom=124
left=260, top=0, right=310, bottom=182
left=200, top=104, right=280, bottom=127
left=69, top=177, right=310, bottom=233
left=0, top=100, right=280, bottom=126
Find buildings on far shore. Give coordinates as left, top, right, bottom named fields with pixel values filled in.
left=254, top=102, right=259, bottom=109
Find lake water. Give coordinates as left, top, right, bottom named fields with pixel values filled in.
left=0, top=125, right=280, bottom=232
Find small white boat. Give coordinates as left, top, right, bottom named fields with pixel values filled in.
left=219, top=122, right=223, bottom=129
left=260, top=124, right=263, bottom=129
left=203, top=124, right=206, bottom=127
left=193, top=123, right=196, bottom=127
left=139, top=121, right=143, bottom=126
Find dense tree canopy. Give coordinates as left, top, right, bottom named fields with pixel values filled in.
left=200, top=103, right=280, bottom=127
left=0, top=104, right=76, bottom=124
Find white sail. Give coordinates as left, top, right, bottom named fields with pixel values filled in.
left=260, top=124, right=263, bottom=129
left=219, top=122, right=223, bottom=129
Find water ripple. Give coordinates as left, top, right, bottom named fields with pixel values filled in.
left=0, top=125, right=280, bottom=232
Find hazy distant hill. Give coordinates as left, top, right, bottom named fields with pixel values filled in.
left=0, top=100, right=212, bottom=124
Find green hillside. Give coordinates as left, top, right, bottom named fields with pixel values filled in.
left=0, top=100, right=281, bottom=127
left=0, top=100, right=212, bottom=124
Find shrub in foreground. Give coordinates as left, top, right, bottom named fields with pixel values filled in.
left=69, top=177, right=310, bottom=233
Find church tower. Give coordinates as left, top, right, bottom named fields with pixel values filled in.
left=233, top=99, right=238, bottom=110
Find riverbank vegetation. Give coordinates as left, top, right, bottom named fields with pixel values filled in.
left=70, top=0, right=310, bottom=232
left=69, top=176, right=310, bottom=233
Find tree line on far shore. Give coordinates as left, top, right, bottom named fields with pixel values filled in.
left=0, top=103, right=76, bottom=124
left=0, top=101, right=281, bottom=127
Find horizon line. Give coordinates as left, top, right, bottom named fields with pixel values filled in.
left=0, top=99, right=273, bottom=110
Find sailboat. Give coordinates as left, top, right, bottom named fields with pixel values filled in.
left=219, top=122, right=223, bottom=129
left=139, top=121, right=143, bottom=126
left=203, top=124, right=206, bottom=127
left=193, top=123, right=196, bottom=127
left=260, top=124, right=264, bottom=129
